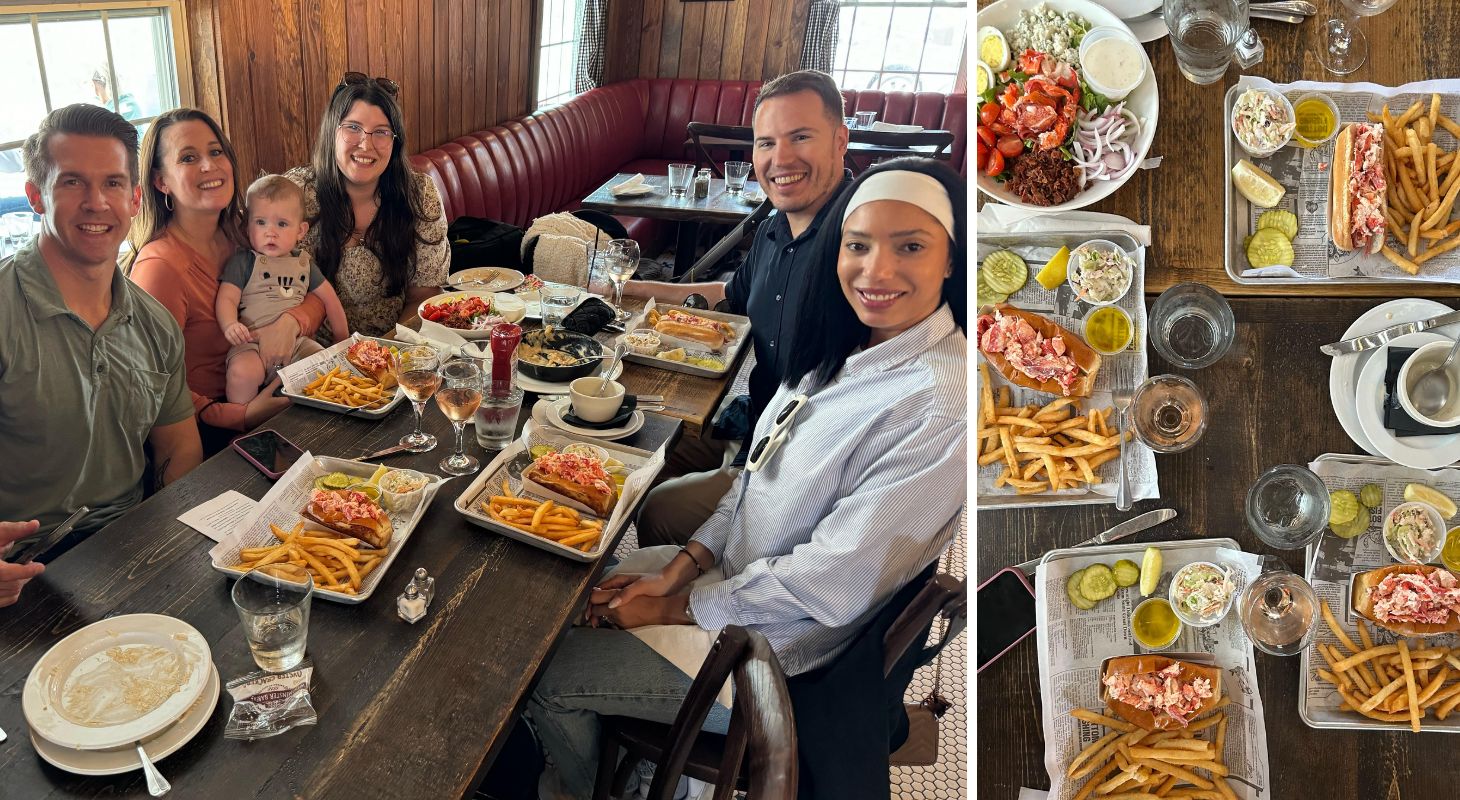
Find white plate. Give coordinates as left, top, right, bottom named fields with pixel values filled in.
left=1124, top=11, right=1169, bottom=42
left=515, top=359, right=624, bottom=395
left=1355, top=332, right=1460, bottom=469
left=1097, top=0, right=1161, bottom=17
left=31, top=663, right=219, bottom=776
left=975, top=0, right=1160, bottom=213
left=1328, top=299, right=1454, bottom=456
left=540, top=397, right=645, bottom=440
left=419, top=291, right=528, bottom=341
left=449, top=267, right=525, bottom=293
left=23, top=614, right=212, bottom=751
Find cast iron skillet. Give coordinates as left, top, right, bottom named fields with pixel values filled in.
left=517, top=328, right=604, bottom=382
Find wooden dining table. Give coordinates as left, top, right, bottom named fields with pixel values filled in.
left=976, top=296, right=1460, bottom=798
left=0, top=396, right=681, bottom=798
left=580, top=173, right=761, bottom=276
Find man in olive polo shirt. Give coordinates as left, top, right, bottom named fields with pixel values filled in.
left=0, top=104, right=201, bottom=556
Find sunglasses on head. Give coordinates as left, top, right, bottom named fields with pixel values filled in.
left=338, top=72, right=400, bottom=97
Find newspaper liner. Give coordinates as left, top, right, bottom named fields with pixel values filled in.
left=1303, top=454, right=1460, bottom=732
left=1226, top=75, right=1460, bottom=284
left=1036, top=539, right=1270, bottom=800
left=276, top=334, right=407, bottom=418
left=621, top=298, right=753, bottom=379
left=208, top=454, right=445, bottom=604
left=976, top=232, right=1159, bottom=506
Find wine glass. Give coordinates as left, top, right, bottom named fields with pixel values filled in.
left=605, top=238, right=640, bottom=322
left=1321, top=0, right=1400, bottom=75
left=394, top=345, right=441, bottom=452
left=1238, top=557, right=1318, bottom=656
left=436, top=359, right=484, bottom=475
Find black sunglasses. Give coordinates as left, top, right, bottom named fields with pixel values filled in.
left=338, top=72, right=400, bottom=97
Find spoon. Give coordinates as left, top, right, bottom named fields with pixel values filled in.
left=135, top=741, right=170, bottom=796
left=597, top=343, right=628, bottom=396
left=1411, top=338, right=1460, bottom=417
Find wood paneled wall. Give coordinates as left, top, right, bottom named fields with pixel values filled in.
left=185, top=0, right=535, bottom=182
left=605, top=0, right=812, bottom=84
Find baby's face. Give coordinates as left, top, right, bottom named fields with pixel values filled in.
left=248, top=196, right=307, bottom=256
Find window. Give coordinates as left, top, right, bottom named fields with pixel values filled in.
left=0, top=2, right=189, bottom=258
left=832, top=0, right=967, bottom=95
left=535, top=0, right=584, bottom=109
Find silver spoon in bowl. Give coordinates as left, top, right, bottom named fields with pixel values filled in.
left=1411, top=338, right=1460, bottom=417
left=597, top=343, right=629, bottom=396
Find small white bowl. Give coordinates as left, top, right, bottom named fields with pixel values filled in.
left=1397, top=340, right=1460, bottom=428
left=1230, top=87, right=1295, bottom=159
left=1067, top=239, right=1135, bottom=307
left=569, top=377, right=625, bottom=423
left=1168, top=561, right=1238, bottom=628
left=620, top=329, right=662, bottom=356
left=379, top=469, right=429, bottom=513
left=1078, top=26, right=1146, bottom=102
left=1383, top=501, right=1446, bottom=564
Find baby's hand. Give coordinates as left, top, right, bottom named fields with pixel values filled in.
left=224, top=323, right=254, bottom=346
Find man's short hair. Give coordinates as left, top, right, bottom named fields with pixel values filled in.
left=754, top=70, right=845, bottom=124
left=245, top=174, right=306, bottom=213
left=23, top=103, right=139, bottom=188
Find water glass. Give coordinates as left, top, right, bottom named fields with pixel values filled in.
left=1130, top=374, right=1208, bottom=453
left=437, top=359, right=484, bottom=475
left=394, top=345, right=441, bottom=452
left=724, top=161, right=752, bottom=195
left=667, top=163, right=695, bottom=198
left=232, top=564, right=312, bottom=672
left=1239, top=559, right=1319, bottom=655
left=1245, top=464, right=1331, bottom=550
left=1150, top=282, right=1236, bottom=369
left=855, top=110, right=877, bottom=129
left=844, top=117, right=857, bottom=129
left=1163, top=0, right=1246, bottom=85
left=476, top=387, right=525, bottom=450
left=540, top=284, right=580, bottom=328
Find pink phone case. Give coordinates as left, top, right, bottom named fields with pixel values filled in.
left=977, top=566, right=1036, bottom=673
left=231, top=430, right=296, bottom=480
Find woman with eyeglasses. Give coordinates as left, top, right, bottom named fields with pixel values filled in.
left=285, top=73, right=447, bottom=337
left=525, top=157, right=966, bottom=799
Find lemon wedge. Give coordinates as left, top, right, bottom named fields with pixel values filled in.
left=1036, top=246, right=1071, bottom=290
left=1139, top=546, right=1162, bottom=597
left=1404, top=483, right=1457, bottom=519
left=1231, top=159, right=1285, bottom=208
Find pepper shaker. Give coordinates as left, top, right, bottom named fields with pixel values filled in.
left=397, top=585, right=427, bottom=624
left=694, top=168, right=711, bottom=200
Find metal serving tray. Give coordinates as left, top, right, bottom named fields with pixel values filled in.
left=278, top=335, right=408, bottom=419
left=620, top=304, right=752, bottom=379
left=977, top=230, right=1156, bottom=509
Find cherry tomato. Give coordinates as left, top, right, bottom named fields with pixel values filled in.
left=976, top=138, right=989, bottom=171
left=989, top=121, right=1014, bottom=136
left=984, top=149, right=1005, bottom=178
left=976, top=126, right=996, bottom=147
left=996, top=136, right=1024, bottom=158
left=979, top=102, right=1001, bottom=127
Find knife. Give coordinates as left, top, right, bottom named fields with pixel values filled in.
left=1015, top=508, right=1177, bottom=575
left=1320, top=310, right=1460, bottom=356
left=359, top=444, right=411, bottom=460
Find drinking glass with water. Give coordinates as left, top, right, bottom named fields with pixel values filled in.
left=1150, top=282, right=1236, bottom=370
left=1163, top=0, right=1248, bottom=85
left=232, top=564, right=313, bottom=672
left=1245, top=464, right=1332, bottom=550
left=724, top=161, right=751, bottom=195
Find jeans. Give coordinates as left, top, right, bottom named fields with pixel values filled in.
left=527, top=626, right=731, bottom=798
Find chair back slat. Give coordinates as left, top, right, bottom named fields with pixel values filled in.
left=883, top=573, right=966, bottom=677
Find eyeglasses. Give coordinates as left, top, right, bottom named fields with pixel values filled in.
left=338, top=122, right=397, bottom=148
left=745, top=394, right=809, bottom=473
left=338, top=71, right=400, bottom=96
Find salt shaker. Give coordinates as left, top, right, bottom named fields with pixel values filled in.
left=410, top=567, right=436, bottom=607
left=397, top=585, right=426, bottom=624
left=694, top=168, right=711, bottom=199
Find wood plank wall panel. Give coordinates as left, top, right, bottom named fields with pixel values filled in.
left=188, top=0, right=535, bottom=180
left=605, top=0, right=809, bottom=83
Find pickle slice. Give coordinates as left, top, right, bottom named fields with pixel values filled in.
left=977, top=269, right=1009, bottom=306
left=1079, top=563, right=1118, bottom=602
left=1359, top=483, right=1383, bottom=509
left=982, top=250, right=1028, bottom=295
left=1246, top=227, right=1295, bottom=268
left=1067, top=569, right=1097, bottom=610
left=1330, top=509, right=1371, bottom=539
left=1113, top=559, right=1140, bottom=588
left=1329, top=489, right=1360, bottom=526
left=315, top=472, right=353, bottom=490
left=1257, top=209, right=1299, bottom=240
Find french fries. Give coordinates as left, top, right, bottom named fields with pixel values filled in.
left=1065, top=705, right=1234, bottom=798
left=480, top=482, right=604, bottom=552
left=229, top=522, right=384, bottom=595
left=1315, top=599, right=1460, bottom=730
left=978, top=364, right=1126, bottom=495
left=1377, top=93, right=1460, bottom=274
left=302, top=366, right=391, bottom=408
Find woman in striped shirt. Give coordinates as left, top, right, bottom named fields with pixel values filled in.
left=528, top=158, right=967, bottom=799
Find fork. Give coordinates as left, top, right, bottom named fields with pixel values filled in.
left=1113, top=386, right=1134, bottom=512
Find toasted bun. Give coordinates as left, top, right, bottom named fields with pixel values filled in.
left=302, top=504, right=393, bottom=550
left=654, top=320, right=726, bottom=348
left=975, top=304, right=1101, bottom=397
left=1102, top=656, right=1223, bottom=731
left=1351, top=565, right=1460, bottom=637
left=1329, top=125, right=1356, bottom=252
left=523, top=463, right=616, bottom=518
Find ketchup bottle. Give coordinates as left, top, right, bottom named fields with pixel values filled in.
left=488, top=322, right=522, bottom=398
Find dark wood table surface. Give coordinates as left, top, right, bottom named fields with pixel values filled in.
left=974, top=3, right=1460, bottom=298
left=582, top=173, right=760, bottom=276
left=0, top=399, right=681, bottom=798
left=977, top=296, right=1460, bottom=798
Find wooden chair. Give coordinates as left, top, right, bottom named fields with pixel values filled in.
left=686, top=122, right=755, bottom=178
left=847, top=128, right=956, bottom=160
left=593, top=625, right=796, bottom=800
left=883, top=573, right=967, bottom=767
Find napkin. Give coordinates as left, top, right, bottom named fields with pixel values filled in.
left=976, top=204, right=1152, bottom=246
left=392, top=323, right=489, bottom=361
left=1384, top=346, right=1456, bottom=437
left=869, top=121, right=924, bottom=133
left=610, top=173, right=648, bottom=196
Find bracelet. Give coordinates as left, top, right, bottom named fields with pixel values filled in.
left=679, top=545, right=708, bottom=575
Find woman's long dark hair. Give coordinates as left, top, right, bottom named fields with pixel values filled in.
left=783, top=157, right=966, bottom=390
left=308, top=80, right=435, bottom=297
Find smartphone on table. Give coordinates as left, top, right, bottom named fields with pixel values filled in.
left=232, top=429, right=306, bottom=480
left=977, top=566, right=1037, bottom=672
left=4, top=506, right=89, bottom=565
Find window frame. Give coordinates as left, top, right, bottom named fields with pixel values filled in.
left=532, top=0, right=584, bottom=111
left=0, top=0, right=195, bottom=151
left=832, top=0, right=967, bottom=95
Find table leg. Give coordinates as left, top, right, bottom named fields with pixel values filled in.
left=673, top=220, right=702, bottom=277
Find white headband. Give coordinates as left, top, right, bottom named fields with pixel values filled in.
left=841, top=170, right=956, bottom=239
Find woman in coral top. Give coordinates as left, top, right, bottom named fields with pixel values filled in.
left=128, top=109, right=325, bottom=452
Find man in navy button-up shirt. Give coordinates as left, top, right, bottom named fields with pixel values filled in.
left=626, top=71, right=852, bottom=548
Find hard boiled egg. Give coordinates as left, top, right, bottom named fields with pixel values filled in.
left=977, top=26, right=1009, bottom=72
